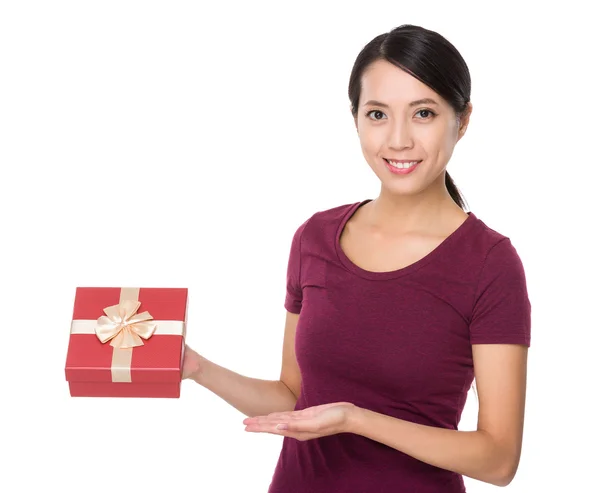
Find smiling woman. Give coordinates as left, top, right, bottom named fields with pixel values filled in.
left=263, top=24, right=529, bottom=492
left=183, top=23, right=531, bottom=493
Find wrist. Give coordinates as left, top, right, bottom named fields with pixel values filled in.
left=189, top=356, right=208, bottom=385
left=345, top=405, right=367, bottom=434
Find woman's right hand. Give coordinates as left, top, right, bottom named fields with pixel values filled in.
left=182, top=344, right=205, bottom=381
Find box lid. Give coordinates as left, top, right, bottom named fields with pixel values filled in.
left=65, top=287, right=187, bottom=384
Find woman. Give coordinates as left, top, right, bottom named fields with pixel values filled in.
left=183, top=24, right=531, bottom=492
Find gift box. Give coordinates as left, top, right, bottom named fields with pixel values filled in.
left=65, top=287, right=188, bottom=398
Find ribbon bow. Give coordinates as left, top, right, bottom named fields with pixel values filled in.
left=95, top=299, right=156, bottom=349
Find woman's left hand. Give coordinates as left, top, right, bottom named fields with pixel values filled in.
left=243, top=402, right=357, bottom=441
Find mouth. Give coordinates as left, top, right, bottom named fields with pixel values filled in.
left=383, top=158, right=422, bottom=170
left=383, top=158, right=422, bottom=173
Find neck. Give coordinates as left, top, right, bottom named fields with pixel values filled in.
left=366, top=179, right=462, bottom=235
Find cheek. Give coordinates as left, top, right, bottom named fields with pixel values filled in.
left=432, top=133, right=456, bottom=165
left=358, top=126, right=382, bottom=151
left=360, top=137, right=382, bottom=167
left=442, top=129, right=458, bottom=153
left=421, top=125, right=454, bottom=152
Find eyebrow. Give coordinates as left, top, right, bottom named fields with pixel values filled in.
left=363, top=98, right=439, bottom=108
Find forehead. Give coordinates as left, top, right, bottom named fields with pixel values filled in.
left=360, top=59, right=442, bottom=106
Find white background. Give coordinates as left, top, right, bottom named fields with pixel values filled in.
left=1, top=1, right=598, bottom=491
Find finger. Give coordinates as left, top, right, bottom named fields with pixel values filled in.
left=277, top=419, right=320, bottom=433
left=272, top=425, right=320, bottom=438
left=245, top=416, right=286, bottom=426
left=244, top=411, right=295, bottom=424
left=244, top=422, right=323, bottom=441
left=243, top=413, right=287, bottom=424
left=246, top=413, right=301, bottom=426
left=265, top=428, right=322, bottom=441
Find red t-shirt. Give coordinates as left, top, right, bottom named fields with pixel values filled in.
left=268, top=199, right=531, bottom=493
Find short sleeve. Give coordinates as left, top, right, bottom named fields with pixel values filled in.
left=283, top=218, right=310, bottom=314
left=469, top=238, right=532, bottom=346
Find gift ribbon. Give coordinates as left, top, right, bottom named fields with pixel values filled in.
left=70, top=287, right=185, bottom=383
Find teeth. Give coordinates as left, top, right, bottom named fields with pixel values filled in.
left=386, top=159, right=419, bottom=169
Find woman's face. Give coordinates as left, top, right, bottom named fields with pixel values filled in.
left=354, top=59, right=471, bottom=197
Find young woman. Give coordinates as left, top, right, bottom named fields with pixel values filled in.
left=183, top=24, right=531, bottom=492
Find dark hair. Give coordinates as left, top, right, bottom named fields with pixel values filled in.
left=348, top=24, right=471, bottom=211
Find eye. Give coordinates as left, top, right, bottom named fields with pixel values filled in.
left=365, top=109, right=437, bottom=121
left=416, top=109, right=437, bottom=119
left=365, top=109, right=386, bottom=120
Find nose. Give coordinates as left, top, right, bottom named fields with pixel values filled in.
left=387, top=118, right=413, bottom=149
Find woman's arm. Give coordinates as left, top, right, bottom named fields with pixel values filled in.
left=184, top=344, right=298, bottom=417
left=345, top=344, right=528, bottom=487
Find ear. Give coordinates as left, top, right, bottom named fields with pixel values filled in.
left=457, top=102, right=472, bottom=142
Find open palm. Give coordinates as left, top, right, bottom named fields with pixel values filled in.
left=243, top=401, right=356, bottom=441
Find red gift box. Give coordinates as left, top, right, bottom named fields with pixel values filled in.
left=65, top=287, right=188, bottom=398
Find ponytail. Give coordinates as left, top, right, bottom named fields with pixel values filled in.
left=445, top=171, right=468, bottom=211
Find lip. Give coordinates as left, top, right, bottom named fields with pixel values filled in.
left=385, top=158, right=421, bottom=164
left=384, top=158, right=422, bottom=175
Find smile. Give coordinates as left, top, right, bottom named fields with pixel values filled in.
left=384, top=159, right=421, bottom=169
left=383, top=158, right=422, bottom=175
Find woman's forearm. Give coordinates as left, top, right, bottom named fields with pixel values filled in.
left=346, top=406, right=516, bottom=487
left=191, top=356, right=297, bottom=418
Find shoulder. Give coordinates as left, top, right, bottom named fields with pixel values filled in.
left=466, top=213, right=529, bottom=290
left=292, top=201, right=360, bottom=239
left=467, top=214, right=531, bottom=345
left=467, top=213, right=510, bottom=252
left=465, top=212, right=526, bottom=265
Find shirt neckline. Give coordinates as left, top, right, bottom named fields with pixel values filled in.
left=334, top=199, right=478, bottom=280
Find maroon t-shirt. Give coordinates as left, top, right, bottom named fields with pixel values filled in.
left=268, top=199, right=531, bottom=493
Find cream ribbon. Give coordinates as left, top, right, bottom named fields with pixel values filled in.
left=95, top=298, right=155, bottom=349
